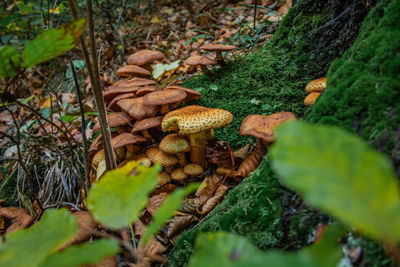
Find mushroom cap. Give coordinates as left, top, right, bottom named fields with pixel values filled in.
left=127, top=50, right=165, bottom=66
left=116, top=65, right=152, bottom=78
left=93, top=112, right=132, bottom=132
left=153, top=150, right=178, bottom=167
left=143, top=89, right=187, bottom=106
left=162, top=106, right=233, bottom=135
left=92, top=149, right=105, bottom=168
left=165, top=85, right=201, bottom=101
left=111, top=133, right=147, bottom=149
left=200, top=44, right=237, bottom=52
left=171, top=168, right=187, bottom=181
left=107, top=92, right=136, bottom=111
left=159, top=133, right=191, bottom=154
left=135, top=85, right=160, bottom=97
left=89, top=134, right=103, bottom=153
left=162, top=105, right=210, bottom=132
left=239, top=112, right=296, bottom=143
left=107, top=78, right=156, bottom=90
left=103, top=87, right=141, bottom=102
left=305, top=77, right=327, bottom=93
left=185, top=55, right=217, bottom=66
left=158, top=172, right=171, bottom=185
left=131, top=116, right=163, bottom=133
left=304, top=92, right=321, bottom=106
left=183, top=163, right=203, bottom=176
left=145, top=146, right=160, bottom=161
left=117, top=97, right=159, bottom=120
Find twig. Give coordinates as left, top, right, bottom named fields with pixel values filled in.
left=70, top=61, right=90, bottom=194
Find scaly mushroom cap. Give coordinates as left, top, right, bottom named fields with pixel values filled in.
left=171, top=168, right=187, bottom=181
left=145, top=146, right=160, bottom=161
left=239, top=112, right=296, bottom=143
left=183, top=164, right=203, bottom=176
left=185, top=55, right=217, bottom=66
left=116, top=65, right=152, bottom=78
left=305, top=77, right=327, bottom=93
left=135, top=85, right=160, bottom=97
left=165, top=85, right=201, bottom=101
left=163, top=107, right=233, bottom=135
left=111, top=133, right=147, bottom=149
left=93, top=112, right=132, bottom=132
left=117, top=97, right=159, bottom=120
left=162, top=105, right=209, bottom=132
left=153, top=150, right=178, bottom=167
left=92, top=149, right=106, bottom=168
left=159, top=134, right=191, bottom=154
left=200, top=44, right=237, bottom=52
left=143, top=89, right=187, bottom=106
left=127, top=50, right=165, bottom=66
left=131, top=116, right=163, bottom=133
left=107, top=92, right=136, bottom=111
left=304, top=92, right=321, bottom=106
left=158, top=172, right=171, bottom=185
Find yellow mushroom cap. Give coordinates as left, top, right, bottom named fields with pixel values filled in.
left=158, top=172, right=171, bottom=185
left=305, top=77, right=327, bottom=93
left=153, top=151, right=178, bottom=167
left=304, top=92, right=321, bottom=106
left=145, top=146, right=160, bottom=161
left=162, top=105, right=209, bottom=132
left=92, top=149, right=105, bottom=169
left=137, top=157, right=152, bottom=167
left=239, top=112, right=296, bottom=143
left=183, top=163, right=204, bottom=176
left=171, top=168, right=187, bottom=181
left=96, top=160, right=106, bottom=181
left=159, top=134, right=191, bottom=154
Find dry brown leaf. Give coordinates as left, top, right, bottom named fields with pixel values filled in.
left=0, top=207, right=34, bottom=233
left=195, top=175, right=220, bottom=204
left=137, top=237, right=167, bottom=265
left=146, top=193, right=168, bottom=216
left=199, top=184, right=228, bottom=215
left=166, top=215, right=196, bottom=238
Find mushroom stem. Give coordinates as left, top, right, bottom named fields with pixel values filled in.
left=215, top=51, right=225, bottom=66
left=164, top=166, right=174, bottom=173
left=176, top=153, right=187, bottom=166
left=142, top=129, right=152, bottom=139
left=200, top=65, right=211, bottom=76
left=161, top=104, right=170, bottom=114
left=189, top=130, right=210, bottom=166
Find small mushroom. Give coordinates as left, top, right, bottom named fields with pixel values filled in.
left=116, top=65, right=152, bottom=78
left=304, top=92, right=321, bottom=106
left=143, top=89, right=187, bottom=114
left=131, top=116, right=163, bottom=139
left=135, top=85, right=160, bottom=97
left=127, top=50, right=165, bottom=71
left=158, top=172, right=172, bottom=185
left=93, top=112, right=132, bottom=132
left=183, top=163, right=204, bottom=178
left=159, top=134, right=191, bottom=166
left=305, top=77, right=327, bottom=93
left=146, top=146, right=178, bottom=173
left=162, top=106, right=233, bottom=166
left=185, top=55, right=217, bottom=76
left=170, top=168, right=188, bottom=182
left=117, top=97, right=159, bottom=120
left=107, top=92, right=135, bottom=112
left=200, top=44, right=236, bottom=65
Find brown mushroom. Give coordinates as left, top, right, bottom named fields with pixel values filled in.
left=159, top=134, right=191, bottom=166
left=116, top=65, right=152, bottom=78
left=109, top=78, right=157, bottom=89
left=131, top=116, right=163, bottom=139
left=93, top=112, right=132, bottom=132
left=135, top=85, right=160, bottom=97
left=305, top=77, right=327, bottom=93
left=143, top=89, right=187, bottom=114
left=170, top=168, right=187, bottom=182
left=183, top=163, right=204, bottom=178
left=157, top=172, right=171, bottom=185
left=200, top=44, right=236, bottom=65
left=117, top=97, right=159, bottom=120
left=107, top=92, right=136, bottom=112
left=185, top=55, right=217, bottom=76
left=162, top=105, right=209, bottom=132
left=304, top=92, right=321, bottom=106
left=146, top=146, right=178, bottom=173
left=127, top=50, right=165, bottom=67
left=164, top=85, right=201, bottom=102
left=111, top=133, right=147, bottom=149
left=162, top=106, right=233, bottom=166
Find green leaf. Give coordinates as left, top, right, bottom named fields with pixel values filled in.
left=0, top=45, right=21, bottom=78
left=270, top=120, right=400, bottom=243
left=152, top=60, right=181, bottom=79
left=142, top=183, right=199, bottom=244
left=22, top=19, right=86, bottom=68
left=39, top=239, right=120, bottom=267
left=87, top=161, right=161, bottom=230
left=189, top=224, right=345, bottom=267
left=0, top=209, right=78, bottom=267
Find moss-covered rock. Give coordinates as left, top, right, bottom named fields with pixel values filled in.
left=168, top=0, right=382, bottom=266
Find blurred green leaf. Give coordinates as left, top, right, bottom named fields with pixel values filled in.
left=22, top=19, right=86, bottom=68
left=87, top=161, right=161, bottom=230
left=189, top=224, right=345, bottom=267
left=152, top=60, right=180, bottom=79
left=270, top=120, right=400, bottom=243
left=39, top=239, right=119, bottom=267
left=142, top=183, right=199, bottom=244
left=0, top=45, right=21, bottom=78
left=0, top=209, right=78, bottom=267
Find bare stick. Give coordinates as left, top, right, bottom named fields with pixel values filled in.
left=70, top=61, right=90, bottom=193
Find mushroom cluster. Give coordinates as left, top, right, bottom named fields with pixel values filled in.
left=304, top=77, right=327, bottom=106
